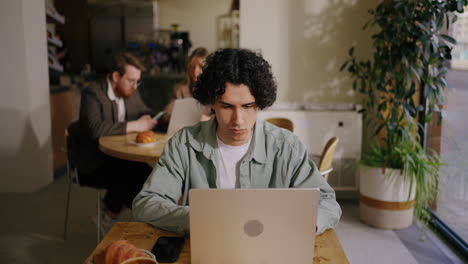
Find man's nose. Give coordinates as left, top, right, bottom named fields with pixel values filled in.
left=232, top=108, right=243, bottom=125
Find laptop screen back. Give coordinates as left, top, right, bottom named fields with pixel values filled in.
left=167, top=98, right=204, bottom=134
left=189, top=188, right=319, bottom=264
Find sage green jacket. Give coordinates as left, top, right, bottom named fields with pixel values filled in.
left=133, top=118, right=341, bottom=235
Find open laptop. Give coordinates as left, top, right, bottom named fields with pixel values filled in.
left=167, top=98, right=204, bottom=134
left=189, top=188, right=320, bottom=264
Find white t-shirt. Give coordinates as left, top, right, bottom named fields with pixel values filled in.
left=216, top=135, right=252, bottom=189
left=107, top=79, right=126, bottom=122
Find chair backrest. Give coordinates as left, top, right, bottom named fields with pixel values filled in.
left=318, top=137, right=339, bottom=182
left=266, top=118, right=294, bottom=132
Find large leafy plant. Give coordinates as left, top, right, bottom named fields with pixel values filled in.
left=341, top=0, right=466, bottom=223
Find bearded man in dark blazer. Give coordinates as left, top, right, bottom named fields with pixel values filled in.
left=68, top=52, right=157, bottom=223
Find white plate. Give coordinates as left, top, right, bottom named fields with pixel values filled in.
left=130, top=139, right=159, bottom=148
left=88, top=249, right=157, bottom=264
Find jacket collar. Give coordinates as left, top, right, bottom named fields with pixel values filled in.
left=248, top=119, right=267, bottom=164
left=188, top=118, right=267, bottom=164
left=107, top=79, right=117, bottom=101
left=188, top=118, right=218, bottom=160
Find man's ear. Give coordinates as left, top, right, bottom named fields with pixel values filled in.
left=111, top=71, right=120, bottom=83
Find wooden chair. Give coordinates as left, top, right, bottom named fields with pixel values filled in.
left=265, top=118, right=294, bottom=132
left=63, top=127, right=103, bottom=243
left=318, top=137, right=339, bottom=182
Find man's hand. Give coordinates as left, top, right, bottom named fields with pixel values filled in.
left=126, top=115, right=157, bottom=133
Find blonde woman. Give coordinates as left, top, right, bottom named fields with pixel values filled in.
left=163, top=47, right=211, bottom=123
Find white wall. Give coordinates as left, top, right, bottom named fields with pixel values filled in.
left=258, top=110, right=361, bottom=158
left=158, top=0, right=232, bottom=53
left=240, top=0, right=376, bottom=104
left=0, top=0, right=53, bottom=192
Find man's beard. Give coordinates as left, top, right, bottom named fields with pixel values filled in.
left=114, top=85, right=132, bottom=98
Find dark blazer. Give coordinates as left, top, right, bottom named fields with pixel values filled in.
left=68, top=79, right=154, bottom=174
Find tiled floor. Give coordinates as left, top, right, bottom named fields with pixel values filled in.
left=0, top=176, right=465, bottom=264
left=336, top=200, right=466, bottom=264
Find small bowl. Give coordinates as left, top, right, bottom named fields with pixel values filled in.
left=90, top=249, right=158, bottom=264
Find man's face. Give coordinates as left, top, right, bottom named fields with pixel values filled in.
left=211, top=82, right=258, bottom=146
left=112, top=65, right=141, bottom=98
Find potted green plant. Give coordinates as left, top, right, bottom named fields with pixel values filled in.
left=341, top=0, right=466, bottom=228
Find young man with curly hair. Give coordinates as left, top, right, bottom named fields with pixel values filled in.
left=133, top=48, right=341, bottom=235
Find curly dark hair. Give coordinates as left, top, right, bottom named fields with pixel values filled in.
left=193, top=48, right=277, bottom=109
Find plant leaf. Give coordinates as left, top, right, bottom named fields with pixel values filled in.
left=440, top=34, right=457, bottom=45
left=340, top=61, right=349, bottom=72
left=416, top=22, right=431, bottom=34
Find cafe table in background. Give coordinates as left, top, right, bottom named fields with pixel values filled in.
left=99, top=132, right=172, bottom=164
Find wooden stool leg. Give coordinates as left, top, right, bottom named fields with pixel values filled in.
left=63, top=163, right=72, bottom=240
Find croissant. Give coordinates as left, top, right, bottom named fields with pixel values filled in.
left=136, top=131, right=156, bottom=144
left=93, top=240, right=157, bottom=264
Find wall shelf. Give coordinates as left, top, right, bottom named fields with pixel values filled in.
left=46, top=9, right=65, bottom=24
left=46, top=0, right=71, bottom=174
left=49, top=63, right=64, bottom=72
left=216, top=10, right=239, bottom=49
left=47, top=37, right=63, bottom=47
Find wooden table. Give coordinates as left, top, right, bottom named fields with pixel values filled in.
left=84, top=222, right=349, bottom=264
left=99, top=133, right=172, bottom=164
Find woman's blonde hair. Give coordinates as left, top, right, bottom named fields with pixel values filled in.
left=184, top=47, right=208, bottom=86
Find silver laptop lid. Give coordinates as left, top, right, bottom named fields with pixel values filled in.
left=189, top=188, right=319, bottom=264
left=167, top=98, right=204, bottom=134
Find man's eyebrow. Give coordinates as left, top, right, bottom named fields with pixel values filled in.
left=218, top=101, right=256, bottom=107
left=242, top=102, right=256, bottom=107
left=219, top=101, right=233, bottom=106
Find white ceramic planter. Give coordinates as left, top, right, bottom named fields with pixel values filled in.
left=359, top=164, right=416, bottom=229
